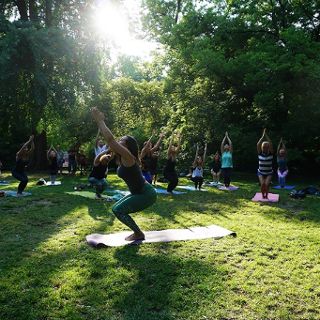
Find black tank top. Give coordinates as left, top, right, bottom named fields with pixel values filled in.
left=164, top=158, right=176, bottom=173
left=117, top=163, right=145, bottom=194
left=142, top=154, right=152, bottom=171
left=49, top=158, right=58, bottom=171
left=149, top=156, right=158, bottom=170
left=14, top=158, right=28, bottom=173
left=90, top=163, right=108, bottom=180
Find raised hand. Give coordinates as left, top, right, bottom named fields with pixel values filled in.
left=91, top=107, right=105, bottom=122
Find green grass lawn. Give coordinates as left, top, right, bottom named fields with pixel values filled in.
left=0, top=172, right=320, bottom=320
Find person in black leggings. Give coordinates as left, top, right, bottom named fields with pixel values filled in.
left=91, top=107, right=157, bottom=241
left=12, top=135, right=35, bottom=196
left=47, top=145, right=58, bottom=184
left=89, top=150, right=112, bottom=199
left=163, top=133, right=182, bottom=193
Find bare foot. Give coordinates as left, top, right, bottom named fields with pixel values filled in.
left=125, top=232, right=145, bottom=241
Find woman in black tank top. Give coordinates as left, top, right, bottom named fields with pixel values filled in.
left=88, top=150, right=112, bottom=198
left=140, top=132, right=164, bottom=184
left=47, top=145, right=59, bottom=184
left=12, top=135, right=35, bottom=195
left=163, top=132, right=182, bottom=193
left=91, top=108, right=157, bottom=242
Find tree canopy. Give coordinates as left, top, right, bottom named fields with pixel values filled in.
left=1, top=0, right=319, bottom=172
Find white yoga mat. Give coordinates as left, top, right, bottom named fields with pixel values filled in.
left=86, top=225, right=236, bottom=247
left=218, top=185, right=239, bottom=191
left=44, top=181, right=62, bottom=186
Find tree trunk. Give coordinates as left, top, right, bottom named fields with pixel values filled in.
left=29, top=0, right=38, bottom=21
left=31, top=130, right=48, bottom=170
left=45, top=0, right=53, bottom=27
left=16, top=0, right=29, bottom=21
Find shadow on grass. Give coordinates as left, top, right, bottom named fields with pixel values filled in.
left=109, top=245, right=226, bottom=320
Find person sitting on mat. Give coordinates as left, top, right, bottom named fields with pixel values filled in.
left=163, top=132, right=182, bottom=194
left=191, top=143, right=207, bottom=190
left=89, top=150, right=113, bottom=199
left=211, top=151, right=221, bottom=184
left=47, top=145, right=59, bottom=184
left=12, top=135, right=34, bottom=196
left=91, top=107, right=157, bottom=241
left=221, top=132, right=233, bottom=188
left=277, top=138, right=288, bottom=188
left=257, top=128, right=274, bottom=199
left=95, top=129, right=108, bottom=156
left=141, top=132, right=165, bottom=184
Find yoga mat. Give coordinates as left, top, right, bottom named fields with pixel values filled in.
left=218, top=185, right=239, bottom=191
left=105, top=189, right=130, bottom=196
left=86, top=224, right=236, bottom=247
left=273, top=185, right=295, bottom=190
left=66, top=191, right=125, bottom=202
left=4, top=190, right=32, bottom=197
left=155, top=188, right=186, bottom=195
left=0, top=181, right=9, bottom=186
left=177, top=185, right=207, bottom=191
left=206, top=181, right=223, bottom=187
left=252, top=193, right=279, bottom=203
left=44, top=181, right=62, bottom=186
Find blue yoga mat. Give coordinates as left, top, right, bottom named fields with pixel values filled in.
left=155, top=188, right=186, bottom=195
left=177, top=185, right=207, bottom=192
left=0, top=181, right=9, bottom=185
left=273, top=185, right=295, bottom=190
left=4, top=190, right=32, bottom=197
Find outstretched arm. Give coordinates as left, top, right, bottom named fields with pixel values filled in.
left=221, top=134, right=227, bottom=154
left=95, top=129, right=101, bottom=148
left=93, top=149, right=112, bottom=166
left=151, top=132, right=165, bottom=153
left=140, top=139, right=152, bottom=160
left=192, top=143, right=199, bottom=167
left=91, top=108, right=135, bottom=166
left=47, top=145, right=53, bottom=160
left=17, top=135, right=34, bottom=158
left=167, top=134, right=174, bottom=158
left=264, top=132, right=273, bottom=154
left=175, top=133, right=182, bottom=154
left=257, top=129, right=266, bottom=153
left=277, top=138, right=285, bottom=155
left=203, top=143, right=208, bottom=164
left=225, top=132, right=233, bottom=153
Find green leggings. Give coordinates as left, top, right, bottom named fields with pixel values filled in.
left=112, top=183, right=157, bottom=233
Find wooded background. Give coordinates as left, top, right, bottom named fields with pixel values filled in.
left=1, top=0, right=319, bottom=172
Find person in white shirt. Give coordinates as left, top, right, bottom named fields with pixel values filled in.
left=94, top=129, right=108, bottom=156
left=191, top=143, right=207, bottom=190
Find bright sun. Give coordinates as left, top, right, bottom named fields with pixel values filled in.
left=93, top=0, right=156, bottom=59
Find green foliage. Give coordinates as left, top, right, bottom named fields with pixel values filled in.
left=142, top=0, right=320, bottom=171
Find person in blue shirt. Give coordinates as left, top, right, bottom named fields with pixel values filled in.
left=220, top=132, right=233, bottom=187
